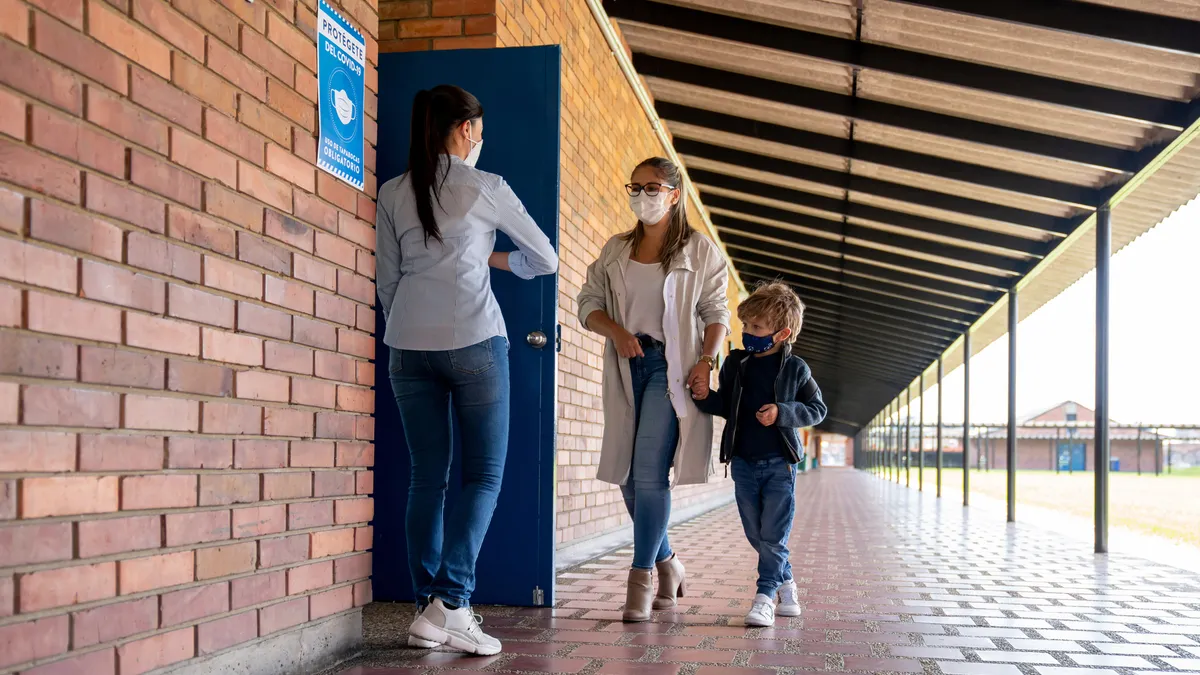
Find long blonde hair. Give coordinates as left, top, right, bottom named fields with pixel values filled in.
left=620, top=157, right=693, bottom=269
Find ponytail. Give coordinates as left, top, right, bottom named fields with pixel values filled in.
left=407, top=85, right=484, bottom=245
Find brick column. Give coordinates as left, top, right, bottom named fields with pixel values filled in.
left=0, top=0, right=380, bottom=672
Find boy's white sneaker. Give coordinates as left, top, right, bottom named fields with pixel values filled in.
left=745, top=594, right=776, bottom=627
left=407, top=634, right=440, bottom=649
left=409, top=598, right=502, bottom=656
left=776, top=580, right=802, bottom=617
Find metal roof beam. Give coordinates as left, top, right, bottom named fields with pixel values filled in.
left=706, top=190, right=1030, bottom=273
left=798, top=337, right=935, bottom=373
left=799, top=314, right=952, bottom=355
left=714, top=221, right=1012, bottom=289
left=633, top=54, right=1139, bottom=171
left=721, top=234, right=1005, bottom=304
left=739, top=268, right=971, bottom=333
left=682, top=140, right=1073, bottom=236
left=604, top=0, right=1188, bottom=127
left=895, top=0, right=1200, bottom=58
left=730, top=249, right=992, bottom=314
left=796, top=296, right=963, bottom=344
left=659, top=102, right=1104, bottom=206
left=799, top=321, right=947, bottom=361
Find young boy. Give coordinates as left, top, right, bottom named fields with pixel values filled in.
left=692, top=282, right=827, bottom=627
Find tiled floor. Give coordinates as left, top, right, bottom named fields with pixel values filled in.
left=332, top=469, right=1200, bottom=674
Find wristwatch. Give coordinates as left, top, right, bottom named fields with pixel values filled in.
left=698, top=355, right=716, bottom=370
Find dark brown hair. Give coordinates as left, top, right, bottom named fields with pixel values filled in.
left=738, top=281, right=806, bottom=343
left=620, top=157, right=693, bottom=269
left=409, top=85, right=483, bottom=244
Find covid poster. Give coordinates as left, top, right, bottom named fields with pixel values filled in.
left=317, top=0, right=365, bottom=191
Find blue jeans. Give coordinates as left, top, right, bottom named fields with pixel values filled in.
left=732, top=456, right=796, bottom=597
left=621, top=341, right=678, bottom=570
left=387, top=336, right=510, bottom=608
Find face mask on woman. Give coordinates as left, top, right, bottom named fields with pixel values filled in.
left=465, top=130, right=483, bottom=167
left=629, top=192, right=671, bottom=224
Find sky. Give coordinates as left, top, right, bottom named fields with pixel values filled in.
left=898, top=198, right=1200, bottom=426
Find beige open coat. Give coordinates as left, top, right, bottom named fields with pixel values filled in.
left=577, top=232, right=731, bottom=486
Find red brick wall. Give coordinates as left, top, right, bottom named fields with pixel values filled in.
left=0, top=0, right=380, bottom=671
left=376, top=0, right=738, bottom=548
left=380, top=0, right=497, bottom=51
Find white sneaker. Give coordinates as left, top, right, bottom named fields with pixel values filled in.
left=407, top=605, right=441, bottom=648
left=409, top=598, right=502, bottom=656
left=407, top=634, right=440, bottom=649
left=776, top=580, right=802, bottom=617
left=745, top=593, right=776, bottom=627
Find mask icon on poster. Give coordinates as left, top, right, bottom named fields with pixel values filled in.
left=332, top=89, right=356, bottom=126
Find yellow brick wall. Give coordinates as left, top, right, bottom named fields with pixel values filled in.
left=376, top=0, right=737, bottom=548
left=494, top=1, right=737, bottom=547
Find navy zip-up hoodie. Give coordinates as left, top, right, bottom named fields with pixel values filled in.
left=693, top=343, right=828, bottom=465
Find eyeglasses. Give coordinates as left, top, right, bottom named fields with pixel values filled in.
left=625, top=183, right=676, bottom=197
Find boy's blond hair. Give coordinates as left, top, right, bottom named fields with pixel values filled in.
left=737, top=281, right=805, bottom=343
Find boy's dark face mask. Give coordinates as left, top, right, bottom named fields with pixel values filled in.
left=742, top=331, right=779, bottom=354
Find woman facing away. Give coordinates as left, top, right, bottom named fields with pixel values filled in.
left=577, top=157, right=731, bottom=622
left=375, top=84, right=558, bottom=655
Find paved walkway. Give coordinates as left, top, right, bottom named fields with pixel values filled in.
left=334, top=469, right=1200, bottom=675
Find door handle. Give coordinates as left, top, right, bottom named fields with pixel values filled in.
left=526, top=331, right=548, bottom=349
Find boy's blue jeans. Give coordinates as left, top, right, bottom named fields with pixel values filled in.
left=388, top=336, right=510, bottom=609
left=731, top=456, right=796, bottom=597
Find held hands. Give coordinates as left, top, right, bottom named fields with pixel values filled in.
left=756, top=404, right=778, bottom=426
left=613, top=327, right=645, bottom=359
left=687, top=362, right=711, bottom=400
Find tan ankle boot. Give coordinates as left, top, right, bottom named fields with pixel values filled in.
left=653, top=554, right=686, bottom=610
left=622, top=568, right=654, bottom=622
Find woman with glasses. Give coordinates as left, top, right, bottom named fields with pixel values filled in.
left=577, top=157, right=730, bottom=621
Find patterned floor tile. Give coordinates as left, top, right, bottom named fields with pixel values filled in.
left=327, top=470, right=1200, bottom=674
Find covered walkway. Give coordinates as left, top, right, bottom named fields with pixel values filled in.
left=333, top=469, right=1200, bottom=674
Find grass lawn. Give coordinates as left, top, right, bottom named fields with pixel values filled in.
left=906, top=468, right=1200, bottom=548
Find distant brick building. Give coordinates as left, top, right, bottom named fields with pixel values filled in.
left=921, top=402, right=1178, bottom=473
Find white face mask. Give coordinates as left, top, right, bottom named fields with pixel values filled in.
left=629, top=192, right=671, bottom=224
left=464, top=126, right=483, bottom=168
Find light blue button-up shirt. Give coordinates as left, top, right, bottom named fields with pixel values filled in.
left=376, top=155, right=558, bottom=352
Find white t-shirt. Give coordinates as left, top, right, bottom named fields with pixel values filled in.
left=623, top=260, right=666, bottom=342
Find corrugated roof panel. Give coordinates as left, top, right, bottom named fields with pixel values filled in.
left=667, top=0, right=858, bottom=35
left=620, top=21, right=852, bottom=92
left=648, top=78, right=852, bottom=138
left=852, top=163, right=1090, bottom=217
left=858, top=71, right=1169, bottom=149
left=866, top=0, right=1200, bottom=100
left=852, top=123, right=1124, bottom=187
left=669, top=122, right=849, bottom=171
left=848, top=193, right=1058, bottom=240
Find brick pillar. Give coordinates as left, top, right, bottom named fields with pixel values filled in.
left=0, top=0, right=380, bottom=672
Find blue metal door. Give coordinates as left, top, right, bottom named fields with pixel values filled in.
left=372, top=47, right=560, bottom=607
left=1057, top=442, right=1086, bottom=472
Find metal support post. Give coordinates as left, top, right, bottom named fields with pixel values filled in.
left=1095, top=204, right=1111, bottom=553
left=963, top=330, right=971, bottom=507
left=1007, top=288, right=1018, bottom=522
left=936, top=356, right=943, bottom=498
left=904, top=388, right=911, bottom=487
left=1136, top=426, right=1142, bottom=476
left=918, top=371, right=925, bottom=492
